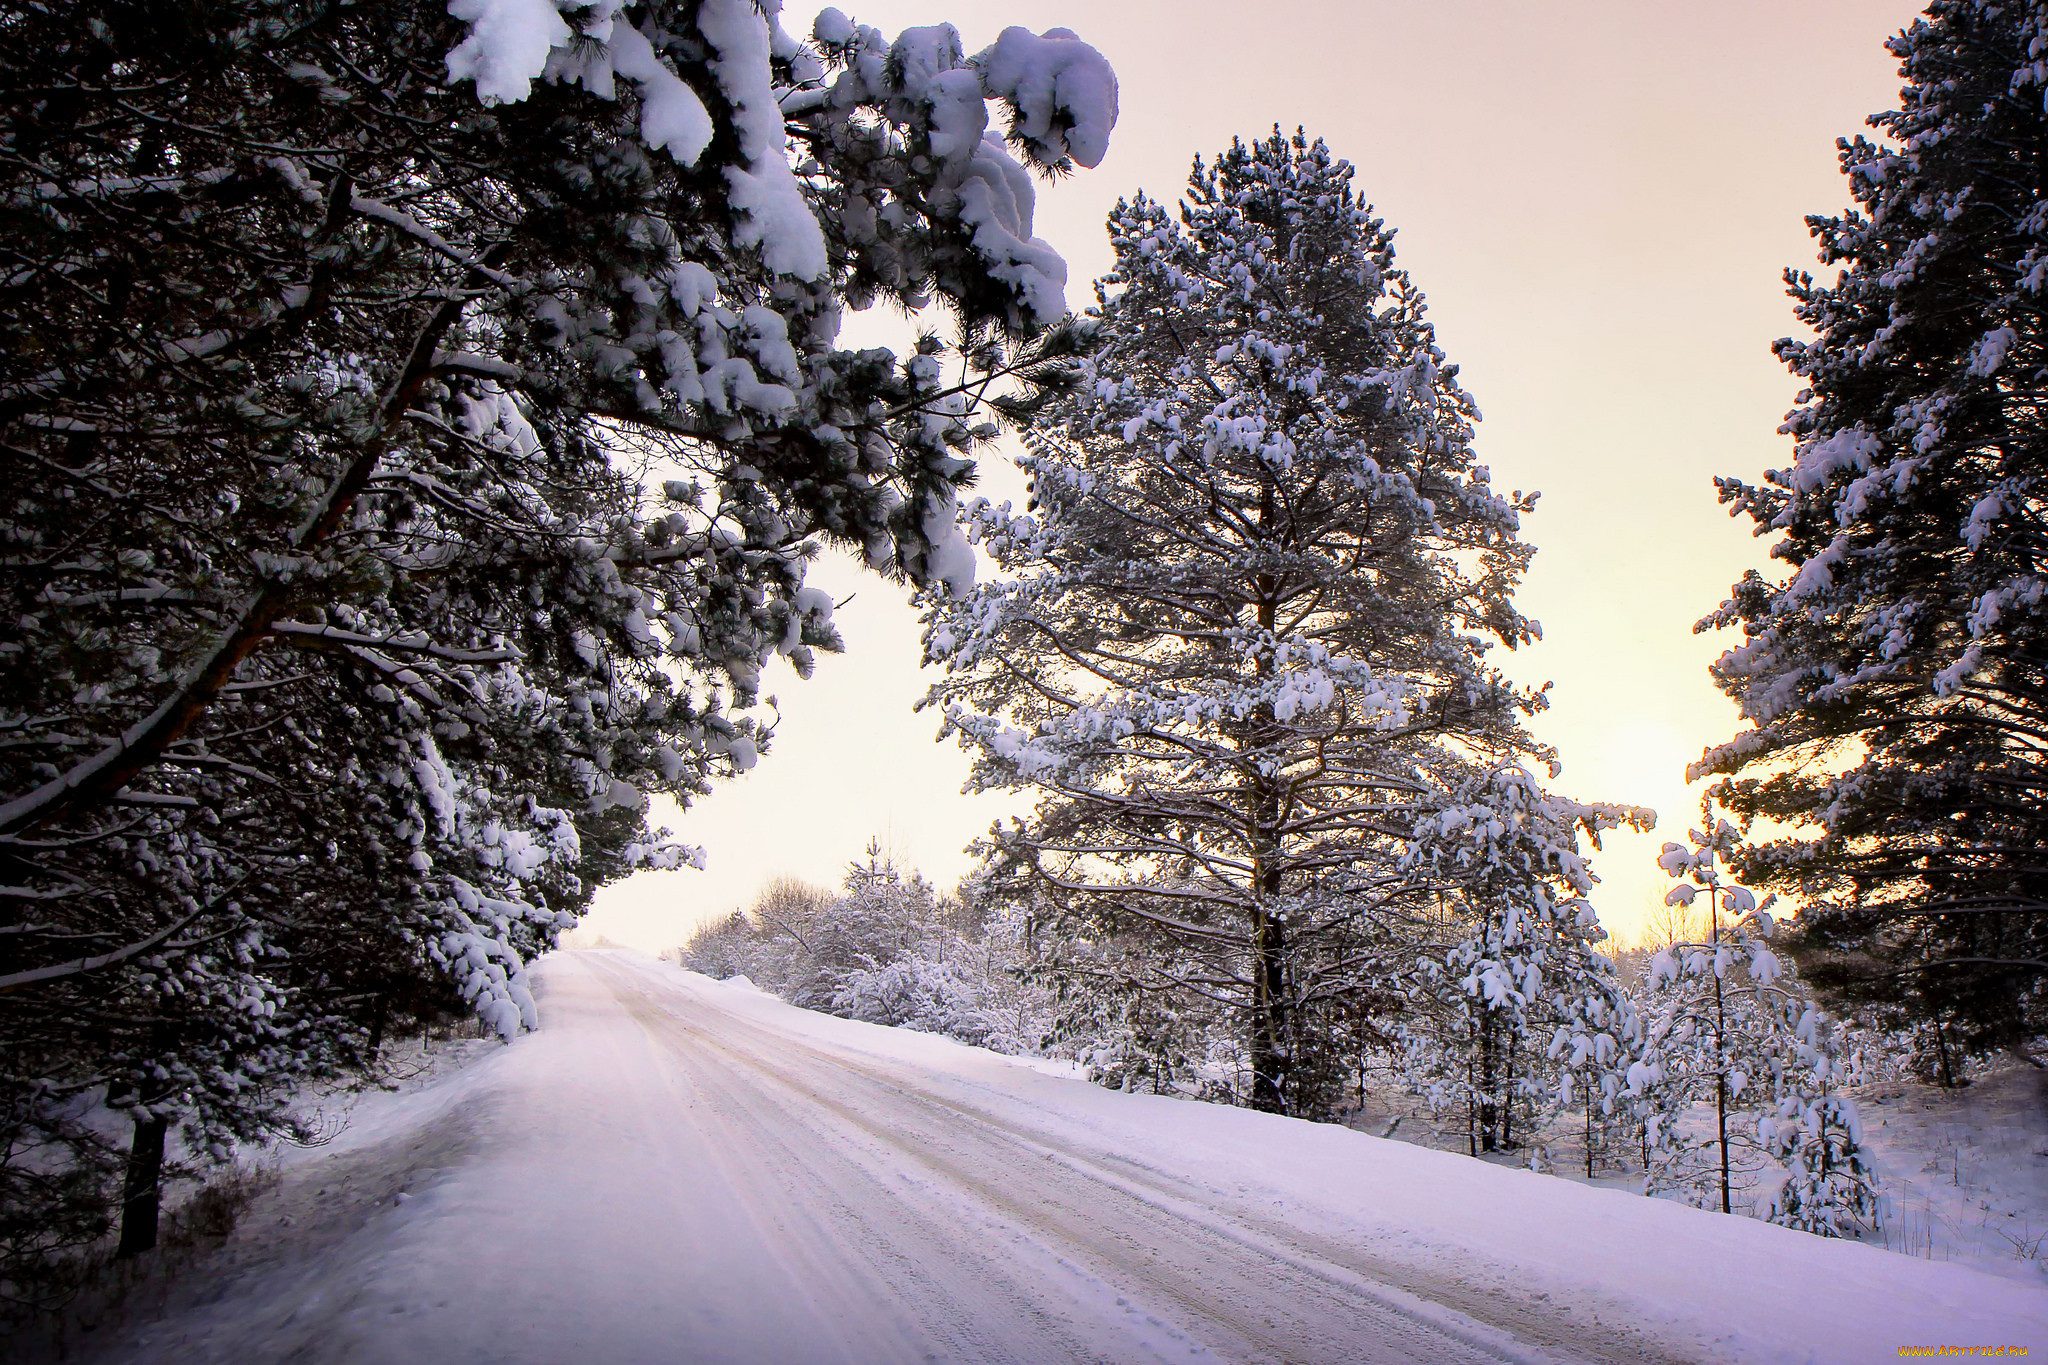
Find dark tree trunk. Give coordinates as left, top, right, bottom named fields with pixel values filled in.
left=1249, top=907, right=1290, bottom=1112
left=1467, top=1041, right=1478, bottom=1158
left=1353, top=1009, right=1368, bottom=1114
left=1244, top=477, right=1293, bottom=1117
left=1498, top=1041, right=1516, bottom=1151
left=1711, top=896, right=1733, bottom=1215
left=367, top=989, right=392, bottom=1061
left=1477, top=1012, right=1500, bottom=1153
left=115, top=1110, right=170, bottom=1258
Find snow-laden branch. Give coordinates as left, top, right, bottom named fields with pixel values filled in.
left=0, top=905, right=206, bottom=993
left=269, top=621, right=520, bottom=666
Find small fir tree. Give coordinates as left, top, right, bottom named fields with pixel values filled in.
left=1635, top=824, right=1880, bottom=1236
left=1399, top=765, right=1648, bottom=1161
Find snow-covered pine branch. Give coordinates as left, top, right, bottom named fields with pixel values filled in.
left=0, top=0, right=1114, bottom=1267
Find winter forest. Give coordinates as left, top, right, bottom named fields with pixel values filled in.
left=3, top=0, right=2046, bottom=1343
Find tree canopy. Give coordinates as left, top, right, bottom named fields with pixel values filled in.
left=0, top=0, right=1115, bottom=1270
left=1697, top=0, right=2048, bottom=1056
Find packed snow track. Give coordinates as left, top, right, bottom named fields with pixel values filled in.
left=576, top=956, right=1595, bottom=1365
left=67, top=952, right=2045, bottom=1365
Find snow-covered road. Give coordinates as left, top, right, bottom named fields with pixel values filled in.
left=577, top=953, right=1569, bottom=1365
left=73, top=952, right=2048, bottom=1365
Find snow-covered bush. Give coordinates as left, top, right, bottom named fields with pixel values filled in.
left=1, top=0, right=1115, bottom=1264
left=682, top=847, right=1055, bottom=1053
left=1021, top=912, right=1238, bottom=1098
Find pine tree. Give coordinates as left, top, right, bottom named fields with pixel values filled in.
left=1635, top=825, right=1880, bottom=1236
left=923, top=130, right=1601, bottom=1118
left=1399, top=765, right=1647, bottom=1161
left=1696, top=0, right=2048, bottom=1055
left=0, top=0, right=1115, bottom=1271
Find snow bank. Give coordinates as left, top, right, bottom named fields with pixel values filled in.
left=654, top=957, right=2048, bottom=1364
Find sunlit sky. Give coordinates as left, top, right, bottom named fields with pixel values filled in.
left=582, top=0, right=1929, bottom=953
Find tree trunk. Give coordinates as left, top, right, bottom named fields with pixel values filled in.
left=1499, top=1038, right=1517, bottom=1151
left=1715, top=1067, right=1731, bottom=1214
left=1248, top=907, right=1289, bottom=1112
left=366, top=989, right=392, bottom=1062
left=1477, top=1012, right=1500, bottom=1153
left=1466, top=1041, right=1478, bottom=1157
left=1934, top=1023, right=1957, bottom=1088
left=1243, top=474, right=1292, bottom=1117
left=115, top=1109, right=170, bottom=1258
left=1710, top=890, right=1732, bottom=1215
left=1353, top=1010, right=1368, bottom=1115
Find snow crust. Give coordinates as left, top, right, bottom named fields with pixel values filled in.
left=920, top=491, right=978, bottom=597
left=659, top=961, right=2045, bottom=1364
left=956, top=132, right=1069, bottom=324
left=976, top=26, right=1118, bottom=168
left=444, top=0, right=571, bottom=104
left=571, top=16, right=715, bottom=164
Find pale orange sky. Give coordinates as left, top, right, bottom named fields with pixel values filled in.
left=583, top=0, right=1930, bottom=952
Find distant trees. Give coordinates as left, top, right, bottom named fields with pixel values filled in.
left=0, top=0, right=1114, bottom=1273
left=680, top=844, right=1051, bottom=1053
left=1695, top=0, right=2048, bottom=1059
left=922, top=131, right=1638, bottom=1120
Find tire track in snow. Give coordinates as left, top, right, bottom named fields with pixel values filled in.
left=589, top=955, right=1685, bottom=1365
left=616, top=967, right=1141, bottom=1362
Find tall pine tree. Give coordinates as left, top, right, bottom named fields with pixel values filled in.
left=1698, top=0, right=2048, bottom=1057
left=924, top=131, right=1626, bottom=1118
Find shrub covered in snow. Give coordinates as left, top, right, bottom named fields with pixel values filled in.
left=681, top=845, right=1054, bottom=1054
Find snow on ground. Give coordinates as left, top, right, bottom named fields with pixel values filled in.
left=1857, top=1068, right=2048, bottom=1282
left=53, top=950, right=2048, bottom=1365
left=1341, top=1048, right=2048, bottom=1290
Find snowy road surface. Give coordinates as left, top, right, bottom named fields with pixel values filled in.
left=76, top=951, right=2047, bottom=1365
